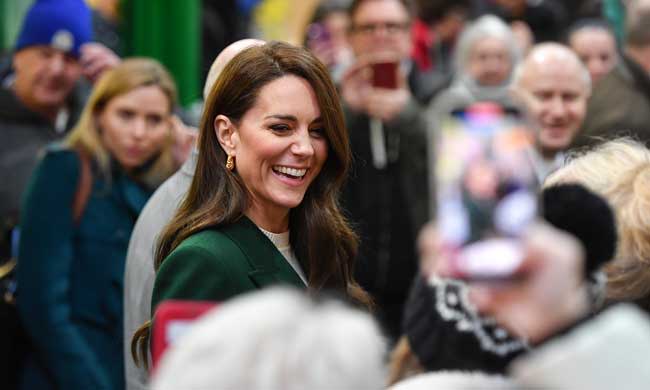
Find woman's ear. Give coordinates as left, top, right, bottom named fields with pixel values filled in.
left=214, top=114, right=238, bottom=156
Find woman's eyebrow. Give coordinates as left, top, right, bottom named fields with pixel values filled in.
left=264, top=115, right=324, bottom=124
left=264, top=114, right=297, bottom=121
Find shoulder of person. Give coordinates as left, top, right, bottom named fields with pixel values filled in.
left=33, top=143, right=81, bottom=177
left=160, top=228, right=250, bottom=275
left=43, top=142, right=77, bottom=157
left=152, top=229, right=245, bottom=309
left=174, top=228, right=237, bottom=253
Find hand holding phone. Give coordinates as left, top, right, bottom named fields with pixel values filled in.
left=467, top=222, right=588, bottom=343
left=448, top=237, right=527, bottom=282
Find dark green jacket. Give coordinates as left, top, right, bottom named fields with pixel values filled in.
left=17, top=146, right=151, bottom=390
left=152, top=216, right=306, bottom=315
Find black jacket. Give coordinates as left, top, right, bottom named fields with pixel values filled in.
left=575, top=53, right=650, bottom=148
left=342, top=98, right=430, bottom=340
left=0, top=65, right=87, bottom=256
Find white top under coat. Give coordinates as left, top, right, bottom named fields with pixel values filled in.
left=258, top=227, right=308, bottom=286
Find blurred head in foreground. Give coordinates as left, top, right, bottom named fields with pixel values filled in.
left=151, top=288, right=387, bottom=390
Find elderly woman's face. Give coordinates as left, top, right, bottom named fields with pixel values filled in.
left=467, top=36, right=513, bottom=86
left=98, top=85, right=171, bottom=170
left=229, top=75, right=328, bottom=217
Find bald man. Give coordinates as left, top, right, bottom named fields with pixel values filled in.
left=123, top=39, right=264, bottom=390
left=511, top=43, right=592, bottom=182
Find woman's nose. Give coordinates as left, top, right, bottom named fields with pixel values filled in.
left=291, top=130, right=315, bottom=157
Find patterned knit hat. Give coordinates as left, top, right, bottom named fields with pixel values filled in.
left=15, top=0, right=92, bottom=58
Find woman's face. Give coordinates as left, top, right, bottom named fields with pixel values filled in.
left=467, top=36, right=512, bottom=86
left=98, top=85, right=171, bottom=170
left=569, top=28, right=617, bottom=84
left=226, top=75, right=329, bottom=219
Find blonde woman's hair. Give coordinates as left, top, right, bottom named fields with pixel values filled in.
left=65, top=57, right=178, bottom=188
left=545, top=138, right=650, bottom=305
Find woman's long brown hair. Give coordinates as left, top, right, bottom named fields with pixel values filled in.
left=132, top=41, right=372, bottom=367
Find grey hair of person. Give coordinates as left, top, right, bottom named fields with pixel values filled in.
left=452, top=14, right=521, bottom=79
left=151, top=288, right=388, bottom=390
left=510, top=42, right=592, bottom=93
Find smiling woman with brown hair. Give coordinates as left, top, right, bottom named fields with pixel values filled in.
left=132, top=41, right=372, bottom=368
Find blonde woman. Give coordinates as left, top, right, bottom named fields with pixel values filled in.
left=16, top=58, right=179, bottom=390
left=545, top=138, right=650, bottom=311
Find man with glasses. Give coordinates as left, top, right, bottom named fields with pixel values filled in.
left=340, top=0, right=429, bottom=342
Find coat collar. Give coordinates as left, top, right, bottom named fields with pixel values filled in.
left=221, top=216, right=306, bottom=289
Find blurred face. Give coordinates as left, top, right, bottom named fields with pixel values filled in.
left=434, top=8, right=468, bottom=43
left=349, top=0, right=411, bottom=59
left=98, top=85, right=171, bottom=170
left=467, top=36, right=513, bottom=86
left=12, top=45, right=82, bottom=116
left=494, top=0, right=526, bottom=15
left=569, top=28, right=617, bottom=83
left=324, top=11, right=351, bottom=52
left=518, top=58, right=589, bottom=157
left=228, top=75, right=328, bottom=221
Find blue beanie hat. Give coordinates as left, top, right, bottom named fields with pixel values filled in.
left=15, top=0, right=92, bottom=58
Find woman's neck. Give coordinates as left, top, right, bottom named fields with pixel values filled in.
left=245, top=202, right=290, bottom=234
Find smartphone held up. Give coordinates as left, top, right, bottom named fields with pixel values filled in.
left=434, top=102, right=538, bottom=283
left=371, top=61, right=399, bottom=89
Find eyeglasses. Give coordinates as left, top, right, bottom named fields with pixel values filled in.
left=351, top=22, right=410, bottom=35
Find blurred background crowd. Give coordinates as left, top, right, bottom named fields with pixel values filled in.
left=2, top=0, right=650, bottom=389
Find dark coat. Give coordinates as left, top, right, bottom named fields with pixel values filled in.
left=0, top=74, right=87, bottom=257
left=17, top=146, right=152, bottom=390
left=152, top=216, right=306, bottom=314
left=575, top=54, right=650, bottom=148
left=341, top=98, right=430, bottom=340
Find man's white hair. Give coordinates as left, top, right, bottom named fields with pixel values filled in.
left=151, top=288, right=388, bottom=390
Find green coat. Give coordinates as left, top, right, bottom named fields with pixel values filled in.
left=17, top=146, right=152, bottom=390
left=152, top=216, right=306, bottom=314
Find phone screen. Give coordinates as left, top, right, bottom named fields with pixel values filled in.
left=371, top=61, right=398, bottom=89
left=434, top=102, right=538, bottom=281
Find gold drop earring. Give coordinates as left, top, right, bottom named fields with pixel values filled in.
left=226, top=155, right=235, bottom=171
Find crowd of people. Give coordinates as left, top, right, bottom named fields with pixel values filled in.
left=2, top=0, right=650, bottom=389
